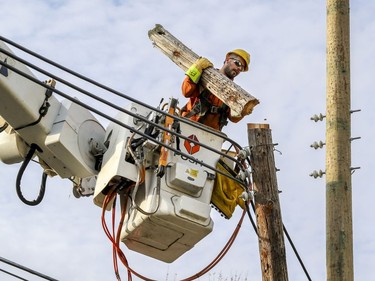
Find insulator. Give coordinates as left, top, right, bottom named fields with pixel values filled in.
left=240, top=190, right=254, bottom=201
left=310, top=113, right=325, bottom=122
left=309, top=169, right=325, bottom=178
left=238, top=147, right=250, bottom=159
left=310, top=140, right=325, bottom=149
left=350, top=166, right=361, bottom=175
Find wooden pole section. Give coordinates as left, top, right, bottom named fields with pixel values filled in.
left=247, top=123, right=288, bottom=281
left=148, top=24, right=259, bottom=117
left=326, top=0, right=353, bottom=280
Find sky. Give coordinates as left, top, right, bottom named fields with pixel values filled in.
left=0, top=0, right=374, bottom=280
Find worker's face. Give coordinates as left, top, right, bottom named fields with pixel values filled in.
left=223, top=55, right=245, bottom=79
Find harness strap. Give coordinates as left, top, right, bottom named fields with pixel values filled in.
left=185, top=90, right=229, bottom=129
left=202, top=90, right=229, bottom=130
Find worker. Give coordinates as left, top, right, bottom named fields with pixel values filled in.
left=181, top=49, right=251, bottom=218
left=181, top=49, right=250, bottom=131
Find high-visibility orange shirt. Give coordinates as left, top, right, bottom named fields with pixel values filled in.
left=181, top=76, right=243, bottom=131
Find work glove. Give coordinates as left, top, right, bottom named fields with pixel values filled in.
left=185, top=57, right=213, bottom=83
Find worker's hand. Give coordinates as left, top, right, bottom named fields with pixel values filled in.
left=195, top=57, right=213, bottom=71
left=185, top=57, right=213, bottom=83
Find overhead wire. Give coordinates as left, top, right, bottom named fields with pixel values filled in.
left=283, top=224, right=312, bottom=281
left=0, top=36, right=311, bottom=280
left=0, top=256, right=58, bottom=281
left=248, top=197, right=312, bottom=280
left=0, top=268, right=28, bottom=281
left=0, top=39, right=250, bottom=182
left=0, top=35, right=243, bottom=151
left=0, top=36, right=256, bottom=280
left=245, top=201, right=258, bottom=236
left=0, top=36, right=313, bottom=280
left=245, top=144, right=312, bottom=279
left=0, top=51, right=249, bottom=191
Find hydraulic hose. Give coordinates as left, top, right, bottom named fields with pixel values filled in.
left=16, top=144, right=47, bottom=206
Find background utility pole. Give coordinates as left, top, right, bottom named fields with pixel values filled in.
left=326, top=0, right=353, bottom=280
left=247, top=123, right=288, bottom=281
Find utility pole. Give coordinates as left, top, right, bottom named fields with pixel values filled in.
left=326, top=0, right=353, bottom=280
left=247, top=123, right=288, bottom=281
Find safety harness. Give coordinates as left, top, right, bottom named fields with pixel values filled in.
left=183, top=89, right=229, bottom=130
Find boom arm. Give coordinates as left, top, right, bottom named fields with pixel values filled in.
left=0, top=39, right=105, bottom=180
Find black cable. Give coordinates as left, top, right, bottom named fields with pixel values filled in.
left=0, top=35, right=258, bottom=188
left=1, top=59, right=251, bottom=190
left=14, top=91, right=51, bottom=131
left=249, top=199, right=312, bottom=280
left=0, top=256, right=58, bottom=281
left=0, top=268, right=28, bottom=281
left=0, top=39, right=256, bottom=187
left=0, top=40, right=241, bottom=148
left=16, top=144, right=47, bottom=206
left=245, top=201, right=258, bottom=236
left=0, top=35, right=250, bottom=159
left=0, top=55, right=248, bottom=184
left=283, top=224, right=312, bottom=281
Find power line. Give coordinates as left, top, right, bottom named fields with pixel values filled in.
left=247, top=201, right=312, bottom=280
left=282, top=225, right=312, bottom=281
left=0, top=256, right=58, bottom=281
left=1, top=35, right=311, bottom=280
left=0, top=268, right=28, bottom=281
left=0, top=41, right=249, bottom=188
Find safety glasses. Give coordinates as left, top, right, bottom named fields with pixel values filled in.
left=229, top=58, right=244, bottom=71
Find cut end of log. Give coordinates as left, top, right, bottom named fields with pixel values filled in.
left=241, top=99, right=260, bottom=116
left=148, top=24, right=165, bottom=39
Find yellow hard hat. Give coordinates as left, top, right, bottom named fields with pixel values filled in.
left=226, top=49, right=250, bottom=72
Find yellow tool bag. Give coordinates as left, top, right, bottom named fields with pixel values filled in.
left=211, top=159, right=246, bottom=219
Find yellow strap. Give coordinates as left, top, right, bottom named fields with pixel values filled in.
left=157, top=101, right=177, bottom=177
